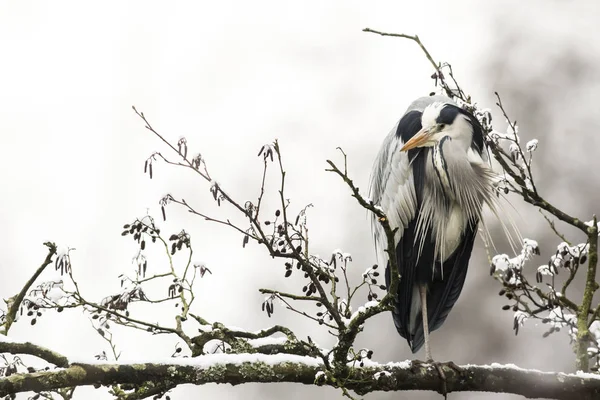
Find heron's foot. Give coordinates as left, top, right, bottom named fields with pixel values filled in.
left=443, top=360, right=463, bottom=375
left=409, top=358, right=427, bottom=374
left=410, top=360, right=463, bottom=399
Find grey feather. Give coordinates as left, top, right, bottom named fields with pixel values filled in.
left=406, top=95, right=455, bottom=113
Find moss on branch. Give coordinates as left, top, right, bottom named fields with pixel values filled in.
left=0, top=359, right=599, bottom=400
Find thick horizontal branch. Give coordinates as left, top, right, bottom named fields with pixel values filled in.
left=0, top=340, right=69, bottom=368
left=1, top=356, right=599, bottom=400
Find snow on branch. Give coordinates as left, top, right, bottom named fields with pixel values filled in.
left=0, top=355, right=599, bottom=399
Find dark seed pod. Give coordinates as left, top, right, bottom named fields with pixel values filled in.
left=284, top=270, right=292, bottom=278
left=502, top=305, right=511, bottom=310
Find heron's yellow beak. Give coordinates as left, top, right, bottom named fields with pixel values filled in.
left=400, top=128, right=433, bottom=151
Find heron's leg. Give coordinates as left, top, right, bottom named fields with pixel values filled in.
left=418, top=284, right=432, bottom=361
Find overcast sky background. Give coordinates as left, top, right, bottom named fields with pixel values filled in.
left=2, top=1, right=600, bottom=399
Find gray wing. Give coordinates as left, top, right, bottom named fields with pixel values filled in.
left=369, top=96, right=454, bottom=263
left=368, top=123, right=418, bottom=264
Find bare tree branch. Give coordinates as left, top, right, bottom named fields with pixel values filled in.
left=0, top=358, right=599, bottom=400
left=1, top=242, right=57, bottom=335
left=0, top=340, right=69, bottom=368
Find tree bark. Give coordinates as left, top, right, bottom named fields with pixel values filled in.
left=1, top=355, right=599, bottom=400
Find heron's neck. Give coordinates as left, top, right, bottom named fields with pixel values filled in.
left=431, top=137, right=454, bottom=197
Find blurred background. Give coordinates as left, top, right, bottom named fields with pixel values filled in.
left=1, top=1, right=600, bottom=399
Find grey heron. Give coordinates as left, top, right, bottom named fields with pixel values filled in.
left=370, top=95, right=503, bottom=361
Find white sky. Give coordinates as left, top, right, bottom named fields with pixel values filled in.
left=1, top=1, right=599, bottom=399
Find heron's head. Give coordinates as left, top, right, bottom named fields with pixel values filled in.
left=400, top=102, right=474, bottom=152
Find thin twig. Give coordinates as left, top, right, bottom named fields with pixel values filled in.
left=362, top=28, right=454, bottom=98
left=1, top=242, right=57, bottom=335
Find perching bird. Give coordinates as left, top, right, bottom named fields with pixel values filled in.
left=369, top=95, right=507, bottom=360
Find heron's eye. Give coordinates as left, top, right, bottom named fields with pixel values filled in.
left=439, top=123, right=446, bottom=130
